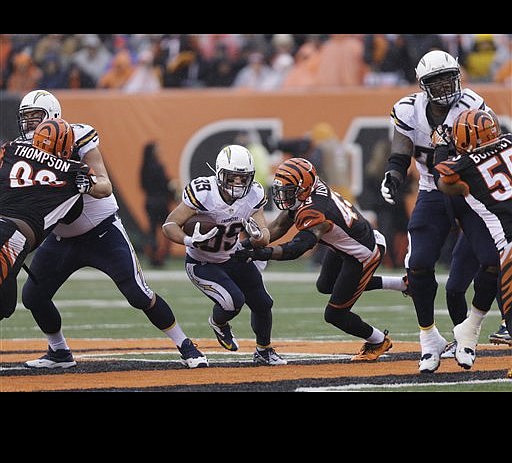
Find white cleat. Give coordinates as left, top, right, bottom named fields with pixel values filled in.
left=419, top=332, right=448, bottom=374
left=440, top=340, right=457, bottom=359
left=454, top=345, right=476, bottom=370
left=453, top=320, right=480, bottom=370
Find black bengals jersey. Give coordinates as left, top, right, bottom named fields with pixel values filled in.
left=436, top=134, right=512, bottom=250
left=293, top=179, right=377, bottom=262
left=0, top=139, right=84, bottom=247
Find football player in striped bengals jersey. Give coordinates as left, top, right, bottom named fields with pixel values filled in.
left=19, top=90, right=208, bottom=369
left=0, top=118, right=89, bottom=319
left=231, top=157, right=408, bottom=361
left=434, top=108, right=512, bottom=375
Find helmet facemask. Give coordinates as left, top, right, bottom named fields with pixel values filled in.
left=420, top=70, right=461, bottom=107
left=218, top=169, right=255, bottom=199
left=272, top=182, right=303, bottom=210
left=18, top=109, right=48, bottom=141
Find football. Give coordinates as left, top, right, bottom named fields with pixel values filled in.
left=182, top=216, right=218, bottom=237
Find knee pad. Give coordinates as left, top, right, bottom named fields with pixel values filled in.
left=409, top=267, right=435, bottom=278
left=21, top=278, right=44, bottom=311
left=324, top=306, right=352, bottom=330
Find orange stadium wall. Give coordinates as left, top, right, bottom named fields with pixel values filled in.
left=49, top=86, right=511, bottom=255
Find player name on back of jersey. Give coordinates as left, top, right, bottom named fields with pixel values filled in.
left=13, top=145, right=73, bottom=172
left=467, top=137, right=512, bottom=164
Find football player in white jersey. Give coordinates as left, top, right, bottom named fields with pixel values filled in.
left=162, top=144, right=287, bottom=365
left=380, top=50, right=501, bottom=373
left=19, top=90, right=208, bottom=369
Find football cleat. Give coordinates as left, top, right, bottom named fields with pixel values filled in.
left=253, top=347, right=288, bottom=366
left=351, top=330, right=393, bottom=361
left=177, top=338, right=208, bottom=369
left=453, top=319, right=481, bottom=370
left=208, top=316, right=239, bottom=351
left=440, top=340, right=457, bottom=359
left=24, top=346, right=77, bottom=369
left=488, top=324, right=512, bottom=346
left=419, top=331, right=447, bottom=374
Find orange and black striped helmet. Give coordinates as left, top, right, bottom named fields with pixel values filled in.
left=453, top=109, right=501, bottom=154
left=32, top=118, right=75, bottom=159
left=272, top=157, right=317, bottom=210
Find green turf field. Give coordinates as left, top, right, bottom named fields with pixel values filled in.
left=0, top=259, right=500, bottom=342
left=1, top=256, right=503, bottom=343
left=2, top=256, right=510, bottom=392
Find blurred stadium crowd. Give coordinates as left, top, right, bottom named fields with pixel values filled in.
left=1, top=33, right=511, bottom=92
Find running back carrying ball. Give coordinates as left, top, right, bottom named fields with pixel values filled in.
left=182, top=216, right=218, bottom=237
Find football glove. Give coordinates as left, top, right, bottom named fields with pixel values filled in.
left=241, top=217, right=262, bottom=240
left=380, top=171, right=401, bottom=205
left=75, top=165, right=97, bottom=194
left=184, top=222, right=219, bottom=248
left=431, top=124, right=452, bottom=146
left=231, top=246, right=273, bottom=263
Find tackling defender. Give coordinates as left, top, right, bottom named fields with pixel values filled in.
left=231, top=157, right=408, bottom=361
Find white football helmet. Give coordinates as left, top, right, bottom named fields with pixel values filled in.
left=415, top=50, right=461, bottom=106
left=18, top=89, right=62, bottom=140
left=215, top=144, right=255, bottom=200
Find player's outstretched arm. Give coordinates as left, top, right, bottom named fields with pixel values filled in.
left=82, top=147, right=113, bottom=198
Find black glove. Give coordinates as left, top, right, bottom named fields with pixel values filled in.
left=231, top=247, right=273, bottom=263
left=380, top=171, right=401, bottom=205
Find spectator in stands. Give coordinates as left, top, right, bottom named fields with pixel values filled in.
left=162, top=35, right=208, bottom=88
left=492, top=35, right=512, bottom=85
left=313, top=34, right=368, bottom=87
left=232, top=50, right=279, bottom=90
left=38, top=54, right=68, bottom=89
left=464, top=34, right=498, bottom=83
left=124, top=48, right=162, bottom=93
left=97, top=49, right=135, bottom=89
left=268, top=34, right=296, bottom=88
left=0, top=34, right=13, bottom=89
left=71, top=34, right=112, bottom=86
left=6, top=51, right=42, bottom=92
left=281, top=35, right=323, bottom=88
left=204, top=42, right=242, bottom=87
left=363, top=35, right=408, bottom=86
left=65, top=62, right=96, bottom=89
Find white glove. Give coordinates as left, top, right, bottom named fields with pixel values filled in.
left=184, top=222, right=219, bottom=248
left=75, top=173, right=97, bottom=194
left=242, top=217, right=262, bottom=240
left=380, top=172, right=400, bottom=205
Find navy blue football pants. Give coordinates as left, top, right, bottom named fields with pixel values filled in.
left=185, top=254, right=273, bottom=346
left=406, top=190, right=498, bottom=328
left=22, top=214, right=156, bottom=334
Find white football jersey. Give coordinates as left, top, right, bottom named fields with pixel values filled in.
left=52, top=123, right=119, bottom=238
left=183, top=175, right=267, bottom=263
left=391, top=88, right=488, bottom=192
